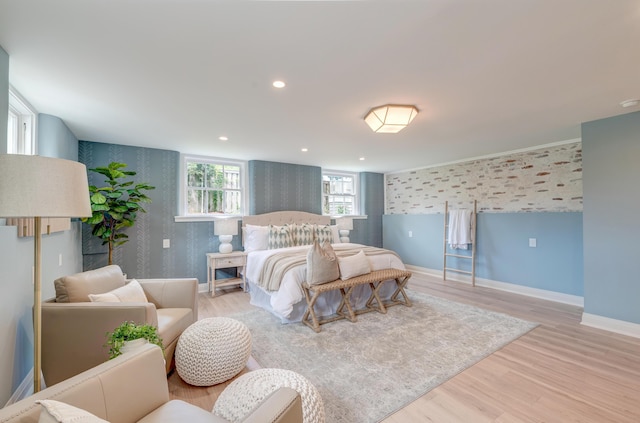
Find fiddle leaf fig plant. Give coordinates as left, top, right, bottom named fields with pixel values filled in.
left=106, top=321, right=163, bottom=359
left=82, top=162, right=155, bottom=265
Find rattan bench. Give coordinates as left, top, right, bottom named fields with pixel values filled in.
left=301, top=268, right=412, bottom=332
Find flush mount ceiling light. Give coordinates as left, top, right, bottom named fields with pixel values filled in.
left=364, top=104, right=418, bottom=133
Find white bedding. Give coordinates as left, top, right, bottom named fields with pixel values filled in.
left=246, top=243, right=406, bottom=322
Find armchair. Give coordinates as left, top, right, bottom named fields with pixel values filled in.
left=41, top=265, right=198, bottom=386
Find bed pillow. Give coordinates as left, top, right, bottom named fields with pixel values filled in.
left=243, top=224, right=269, bottom=252
left=338, top=250, right=371, bottom=280
left=37, top=399, right=109, bottom=423
left=268, top=224, right=294, bottom=249
left=88, top=279, right=148, bottom=303
left=314, top=224, right=334, bottom=244
left=287, top=223, right=315, bottom=246
left=306, top=241, right=340, bottom=285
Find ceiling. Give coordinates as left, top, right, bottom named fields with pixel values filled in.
left=1, top=0, right=639, bottom=173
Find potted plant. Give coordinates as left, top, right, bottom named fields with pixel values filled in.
left=82, top=162, right=155, bottom=265
left=106, top=321, right=164, bottom=359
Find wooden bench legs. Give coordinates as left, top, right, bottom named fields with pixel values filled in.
left=301, top=270, right=412, bottom=333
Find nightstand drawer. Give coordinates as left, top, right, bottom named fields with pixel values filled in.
left=215, top=256, right=245, bottom=268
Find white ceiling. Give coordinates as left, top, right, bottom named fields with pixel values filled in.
left=1, top=0, right=639, bottom=173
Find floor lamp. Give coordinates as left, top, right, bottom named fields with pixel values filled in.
left=0, top=155, right=91, bottom=393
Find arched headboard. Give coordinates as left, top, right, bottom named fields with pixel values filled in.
left=242, top=211, right=330, bottom=227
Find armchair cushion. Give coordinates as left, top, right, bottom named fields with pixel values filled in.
left=55, top=265, right=126, bottom=303
left=88, top=279, right=148, bottom=303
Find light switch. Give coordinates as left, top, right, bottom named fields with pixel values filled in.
left=408, top=231, right=413, bottom=238
left=163, top=239, right=170, bottom=249
left=529, top=238, right=537, bottom=248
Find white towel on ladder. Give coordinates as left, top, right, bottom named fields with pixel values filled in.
left=448, top=209, right=472, bottom=250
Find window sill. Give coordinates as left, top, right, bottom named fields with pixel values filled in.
left=174, top=215, right=242, bottom=223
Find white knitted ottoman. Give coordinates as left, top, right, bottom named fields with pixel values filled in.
left=213, top=368, right=325, bottom=423
left=175, top=317, right=252, bottom=386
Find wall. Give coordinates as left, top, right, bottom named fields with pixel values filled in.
left=79, top=141, right=238, bottom=284
left=0, top=96, right=84, bottom=404
left=248, top=160, right=322, bottom=215
left=0, top=46, right=7, bottom=154
left=582, top=111, right=640, bottom=324
left=350, top=172, right=384, bottom=247
left=383, top=142, right=583, bottom=298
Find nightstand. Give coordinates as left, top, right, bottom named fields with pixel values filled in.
left=206, top=251, right=247, bottom=296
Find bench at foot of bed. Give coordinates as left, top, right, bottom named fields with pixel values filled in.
left=300, top=268, right=412, bottom=333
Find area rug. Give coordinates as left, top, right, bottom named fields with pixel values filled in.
left=230, top=290, right=537, bottom=423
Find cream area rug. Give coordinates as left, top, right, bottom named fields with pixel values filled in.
left=230, top=290, right=537, bottom=423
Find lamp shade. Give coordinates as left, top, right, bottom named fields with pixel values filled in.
left=214, top=218, right=239, bottom=236
left=336, top=217, right=354, bottom=231
left=364, top=104, right=418, bottom=133
left=0, top=155, right=92, bottom=218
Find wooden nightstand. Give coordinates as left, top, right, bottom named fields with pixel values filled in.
left=206, top=251, right=247, bottom=296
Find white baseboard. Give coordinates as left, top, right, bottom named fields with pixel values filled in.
left=4, top=369, right=34, bottom=406
left=581, top=313, right=640, bottom=339
left=198, top=283, right=209, bottom=293
left=405, top=265, right=584, bottom=307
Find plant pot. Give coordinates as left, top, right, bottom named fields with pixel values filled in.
left=120, top=338, right=148, bottom=354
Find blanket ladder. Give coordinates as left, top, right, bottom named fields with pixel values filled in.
left=443, top=200, right=477, bottom=286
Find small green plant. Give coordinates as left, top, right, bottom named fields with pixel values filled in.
left=105, top=321, right=163, bottom=359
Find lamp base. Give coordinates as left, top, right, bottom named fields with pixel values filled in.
left=339, top=229, right=350, bottom=243
left=218, top=235, right=233, bottom=254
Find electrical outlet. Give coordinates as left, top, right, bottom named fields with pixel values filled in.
left=163, top=239, right=170, bottom=249
left=58, top=253, right=63, bottom=266
left=408, top=231, right=413, bottom=238
left=529, top=238, right=537, bottom=248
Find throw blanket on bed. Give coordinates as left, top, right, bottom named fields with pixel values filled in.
left=258, top=245, right=401, bottom=291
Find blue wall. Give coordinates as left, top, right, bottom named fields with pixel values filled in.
left=383, top=212, right=583, bottom=296
left=0, top=46, right=7, bottom=154
left=350, top=172, right=384, bottom=248
left=38, top=114, right=79, bottom=160
left=582, top=111, right=640, bottom=324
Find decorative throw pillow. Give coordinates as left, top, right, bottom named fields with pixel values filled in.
left=37, top=400, right=109, bottom=423
left=287, top=223, right=315, bottom=246
left=338, top=250, right=371, bottom=280
left=243, top=224, right=269, bottom=252
left=306, top=240, right=340, bottom=285
left=88, top=279, right=148, bottom=303
left=314, top=224, right=334, bottom=244
left=267, top=225, right=294, bottom=249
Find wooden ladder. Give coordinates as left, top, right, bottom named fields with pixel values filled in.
left=443, top=200, right=477, bottom=286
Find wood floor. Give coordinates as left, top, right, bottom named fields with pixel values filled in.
left=168, top=273, right=640, bottom=422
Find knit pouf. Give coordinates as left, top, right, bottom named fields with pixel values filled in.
left=175, top=317, right=252, bottom=386
left=213, top=368, right=325, bottom=423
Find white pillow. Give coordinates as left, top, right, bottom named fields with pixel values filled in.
left=243, top=224, right=269, bottom=252
left=37, top=399, right=108, bottom=423
left=330, top=225, right=341, bottom=243
left=338, top=250, right=371, bottom=280
left=306, top=241, right=340, bottom=285
left=88, top=279, right=148, bottom=303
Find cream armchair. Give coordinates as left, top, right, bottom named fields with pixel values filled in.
left=41, top=265, right=198, bottom=386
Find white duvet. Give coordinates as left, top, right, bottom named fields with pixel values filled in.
left=245, top=243, right=406, bottom=321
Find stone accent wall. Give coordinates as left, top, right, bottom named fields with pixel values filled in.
left=386, top=142, right=582, bottom=214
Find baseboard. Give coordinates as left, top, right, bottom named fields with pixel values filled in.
left=405, top=264, right=584, bottom=307
left=198, top=282, right=209, bottom=293
left=581, top=313, right=640, bottom=339
left=4, top=369, right=34, bottom=406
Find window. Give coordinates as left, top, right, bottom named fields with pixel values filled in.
left=322, top=171, right=358, bottom=215
left=7, top=87, right=36, bottom=155
left=182, top=156, right=245, bottom=216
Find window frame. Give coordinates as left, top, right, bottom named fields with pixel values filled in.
left=322, top=170, right=359, bottom=216
left=177, top=154, right=247, bottom=221
left=7, top=86, right=37, bottom=155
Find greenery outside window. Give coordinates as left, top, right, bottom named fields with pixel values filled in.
left=183, top=156, right=245, bottom=216
left=322, top=171, right=358, bottom=215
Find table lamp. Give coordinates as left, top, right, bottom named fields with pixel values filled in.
left=214, top=218, right=238, bottom=254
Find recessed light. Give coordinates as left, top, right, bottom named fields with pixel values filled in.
left=620, top=99, right=639, bottom=108
left=359, top=157, right=365, bottom=161
left=301, top=148, right=308, bottom=152
left=219, top=136, right=228, bottom=141
left=273, top=80, right=286, bottom=88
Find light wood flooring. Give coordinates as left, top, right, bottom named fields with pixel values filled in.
left=168, top=273, right=640, bottom=422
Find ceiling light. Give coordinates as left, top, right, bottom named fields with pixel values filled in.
left=219, top=136, right=228, bottom=141
left=620, top=99, right=639, bottom=108
left=364, top=104, right=418, bottom=133
left=359, top=157, right=365, bottom=161
left=273, top=80, right=286, bottom=88
left=301, top=148, right=308, bottom=152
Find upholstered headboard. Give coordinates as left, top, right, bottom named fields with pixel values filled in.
left=242, top=211, right=330, bottom=227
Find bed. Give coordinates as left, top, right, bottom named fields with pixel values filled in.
left=242, top=211, right=407, bottom=323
